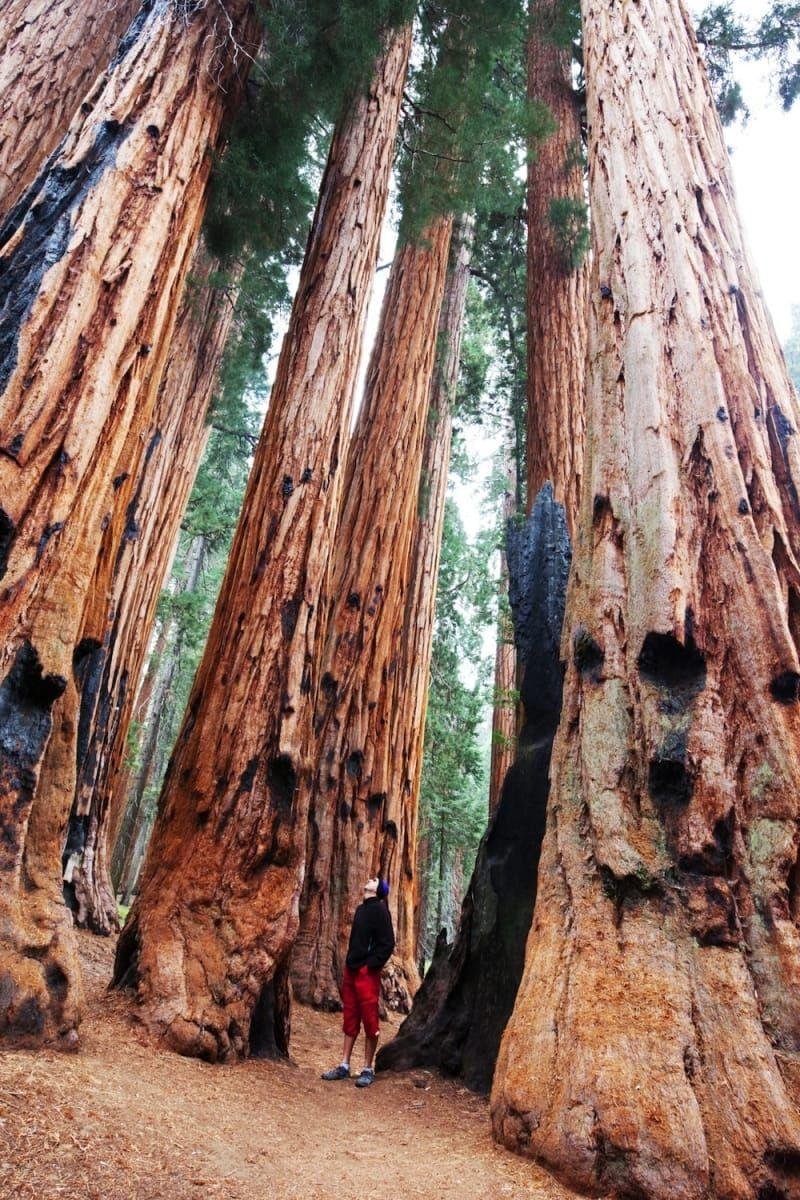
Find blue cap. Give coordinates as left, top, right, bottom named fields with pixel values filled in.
left=377, top=878, right=389, bottom=899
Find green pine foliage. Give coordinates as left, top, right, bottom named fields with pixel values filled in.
left=397, top=0, right=532, bottom=242
left=417, top=499, right=494, bottom=951
left=697, top=2, right=800, bottom=122
left=206, top=0, right=416, bottom=260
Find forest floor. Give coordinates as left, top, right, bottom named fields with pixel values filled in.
left=0, top=931, right=579, bottom=1200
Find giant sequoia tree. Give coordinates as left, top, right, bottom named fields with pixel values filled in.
left=293, top=0, right=526, bottom=1015
left=0, top=0, right=140, bottom=220
left=492, top=1, right=800, bottom=1195
left=291, top=212, right=455, bottom=1011
left=113, top=23, right=413, bottom=1061
left=0, top=0, right=259, bottom=1046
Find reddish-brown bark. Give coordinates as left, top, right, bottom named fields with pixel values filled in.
left=492, top=2, right=800, bottom=1195
left=66, top=247, right=240, bottom=935
left=292, top=211, right=454, bottom=1013
left=0, top=0, right=140, bottom=221
left=488, top=470, right=519, bottom=818
left=0, top=0, right=258, bottom=1046
left=525, top=0, right=588, bottom=535
left=386, top=216, right=474, bottom=997
left=112, top=28, right=412, bottom=1062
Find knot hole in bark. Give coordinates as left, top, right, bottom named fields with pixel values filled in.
left=770, top=671, right=800, bottom=705
left=573, top=627, right=604, bottom=679
left=637, top=631, right=706, bottom=696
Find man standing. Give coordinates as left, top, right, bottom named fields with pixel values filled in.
left=322, top=875, right=395, bottom=1088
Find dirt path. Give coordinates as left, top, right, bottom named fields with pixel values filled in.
left=0, top=933, right=576, bottom=1200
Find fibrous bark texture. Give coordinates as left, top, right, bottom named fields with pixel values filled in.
left=488, top=471, right=518, bottom=818
left=292, top=211, right=454, bottom=1014
left=0, top=0, right=258, bottom=1046
left=0, top=0, right=140, bottom=221
left=65, top=246, right=239, bottom=936
left=113, top=28, right=412, bottom=1063
left=492, top=3, right=800, bottom=1196
left=377, top=486, right=570, bottom=1091
left=526, top=0, right=588, bottom=537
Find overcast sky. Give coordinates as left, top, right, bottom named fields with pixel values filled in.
left=725, top=7, right=800, bottom=342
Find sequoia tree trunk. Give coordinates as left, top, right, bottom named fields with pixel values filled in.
left=111, top=28, right=412, bottom=1062
left=488, top=469, right=518, bottom=818
left=291, top=211, right=455, bottom=1013
left=0, top=0, right=258, bottom=1047
left=0, top=0, right=140, bottom=220
left=376, top=0, right=589, bottom=1094
left=492, top=2, right=800, bottom=1196
left=525, top=0, right=588, bottom=534
left=66, top=247, right=239, bottom=935
left=385, top=214, right=473, bottom=1005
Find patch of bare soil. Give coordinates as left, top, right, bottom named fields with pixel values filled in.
left=0, top=932, right=576, bottom=1200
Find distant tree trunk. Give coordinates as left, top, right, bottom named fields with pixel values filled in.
left=386, top=215, right=474, bottom=1001
left=112, top=535, right=207, bottom=905
left=525, top=0, right=588, bottom=534
left=488, top=470, right=518, bottom=817
left=435, top=816, right=447, bottom=936
left=0, top=0, right=258, bottom=1047
left=65, top=248, right=239, bottom=935
left=111, top=28, right=413, bottom=1063
left=492, top=2, right=800, bottom=1195
left=292, top=210, right=454, bottom=1013
left=0, top=0, right=140, bottom=221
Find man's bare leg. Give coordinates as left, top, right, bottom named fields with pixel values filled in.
left=363, top=1033, right=378, bottom=1070
left=341, top=1033, right=356, bottom=1067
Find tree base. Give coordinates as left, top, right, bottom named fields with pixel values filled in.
left=112, top=907, right=291, bottom=1063
left=0, top=892, right=83, bottom=1048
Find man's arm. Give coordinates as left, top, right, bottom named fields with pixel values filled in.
left=366, top=904, right=395, bottom=969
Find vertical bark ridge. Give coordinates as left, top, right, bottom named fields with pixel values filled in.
left=0, top=0, right=259, bottom=1046
left=293, top=211, right=455, bottom=1012
left=112, top=26, right=413, bottom=1062
left=386, top=215, right=474, bottom=1002
left=488, top=467, right=519, bottom=818
left=492, top=2, right=800, bottom=1196
left=525, top=0, right=588, bottom=537
left=66, top=246, right=240, bottom=935
left=0, top=0, right=140, bottom=222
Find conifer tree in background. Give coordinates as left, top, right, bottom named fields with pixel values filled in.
left=64, top=247, right=243, bottom=936
left=0, top=0, right=259, bottom=1047
left=786, top=305, right=800, bottom=392
left=697, top=1, right=800, bottom=122
left=492, top=0, right=800, bottom=1192
left=293, top=0, right=527, bottom=1014
left=113, top=16, right=414, bottom=1062
left=112, top=532, right=210, bottom=908
left=0, top=0, right=140, bottom=221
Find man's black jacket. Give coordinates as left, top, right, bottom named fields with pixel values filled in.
left=345, top=897, right=395, bottom=970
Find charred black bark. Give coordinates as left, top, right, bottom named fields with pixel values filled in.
left=0, top=642, right=66, bottom=868
left=377, top=485, right=570, bottom=1092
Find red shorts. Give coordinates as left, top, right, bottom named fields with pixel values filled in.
left=341, top=964, right=381, bottom=1039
